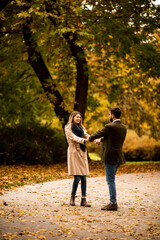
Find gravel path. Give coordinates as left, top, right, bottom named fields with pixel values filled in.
left=0, top=172, right=160, bottom=240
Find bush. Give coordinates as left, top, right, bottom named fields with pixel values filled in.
left=123, top=144, right=160, bottom=162
left=123, top=130, right=160, bottom=162
left=0, top=123, right=67, bottom=165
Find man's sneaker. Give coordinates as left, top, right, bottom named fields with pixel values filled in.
left=101, top=203, right=118, bottom=211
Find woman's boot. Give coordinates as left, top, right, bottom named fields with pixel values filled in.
left=70, top=195, right=75, bottom=206
left=80, top=197, right=91, bottom=207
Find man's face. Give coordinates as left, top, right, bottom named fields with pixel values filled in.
left=109, top=112, right=113, bottom=122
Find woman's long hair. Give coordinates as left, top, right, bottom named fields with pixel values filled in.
left=66, top=111, right=85, bottom=130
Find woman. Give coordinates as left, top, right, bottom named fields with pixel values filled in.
left=65, top=111, right=91, bottom=207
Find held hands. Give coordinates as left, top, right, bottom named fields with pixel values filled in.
left=84, top=137, right=101, bottom=145
left=84, top=136, right=89, bottom=142
left=93, top=139, right=101, bottom=145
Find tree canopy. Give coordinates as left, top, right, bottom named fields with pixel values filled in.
left=0, top=0, right=159, bottom=139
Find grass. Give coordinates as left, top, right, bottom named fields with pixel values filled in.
left=89, top=153, right=101, bottom=161
left=126, top=161, right=160, bottom=164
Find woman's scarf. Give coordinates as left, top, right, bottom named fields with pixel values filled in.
left=72, top=124, right=86, bottom=152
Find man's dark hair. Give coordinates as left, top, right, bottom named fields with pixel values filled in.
left=110, top=107, right=121, bottom=119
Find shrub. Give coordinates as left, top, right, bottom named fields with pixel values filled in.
left=0, top=123, right=67, bottom=165
left=123, top=145, right=160, bottom=162
left=123, top=130, right=160, bottom=162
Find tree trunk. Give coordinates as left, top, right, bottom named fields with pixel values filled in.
left=23, top=21, right=69, bottom=126
left=65, top=34, right=89, bottom=120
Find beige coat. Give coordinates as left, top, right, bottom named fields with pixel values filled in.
left=65, top=125, right=90, bottom=176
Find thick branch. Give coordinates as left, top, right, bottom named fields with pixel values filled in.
left=23, top=21, right=69, bottom=125
left=64, top=33, right=89, bottom=120
left=45, top=1, right=89, bottom=120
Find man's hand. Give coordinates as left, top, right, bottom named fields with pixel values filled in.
left=93, top=139, right=101, bottom=145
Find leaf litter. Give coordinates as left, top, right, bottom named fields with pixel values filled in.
left=0, top=163, right=160, bottom=239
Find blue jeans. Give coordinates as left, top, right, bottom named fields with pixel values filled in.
left=105, top=163, right=119, bottom=204
left=71, top=175, right=86, bottom=197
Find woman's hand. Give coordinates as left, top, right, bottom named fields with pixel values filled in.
left=84, top=137, right=89, bottom=143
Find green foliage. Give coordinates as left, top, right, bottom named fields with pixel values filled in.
left=135, top=43, right=160, bottom=78
left=0, top=66, right=55, bottom=126
left=0, top=8, right=55, bottom=126
left=0, top=123, right=67, bottom=165
left=0, top=0, right=159, bottom=141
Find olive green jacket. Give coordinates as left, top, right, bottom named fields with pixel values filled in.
left=89, top=121, right=127, bottom=165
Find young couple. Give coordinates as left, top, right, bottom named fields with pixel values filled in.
left=65, top=107, right=127, bottom=211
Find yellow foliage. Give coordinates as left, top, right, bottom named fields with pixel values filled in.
left=123, top=130, right=160, bottom=151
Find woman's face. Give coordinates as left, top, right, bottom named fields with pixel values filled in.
left=73, top=114, right=81, bottom=124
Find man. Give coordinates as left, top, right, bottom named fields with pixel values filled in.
left=89, top=107, right=127, bottom=211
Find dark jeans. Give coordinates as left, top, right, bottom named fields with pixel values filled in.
left=71, top=175, right=87, bottom=197
left=105, top=162, right=119, bottom=204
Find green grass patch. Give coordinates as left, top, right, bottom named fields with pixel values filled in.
left=126, top=161, right=160, bottom=164
left=89, top=153, right=101, bottom=161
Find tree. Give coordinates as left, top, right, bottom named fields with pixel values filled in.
left=0, top=0, right=159, bottom=137
left=86, top=51, right=160, bottom=139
